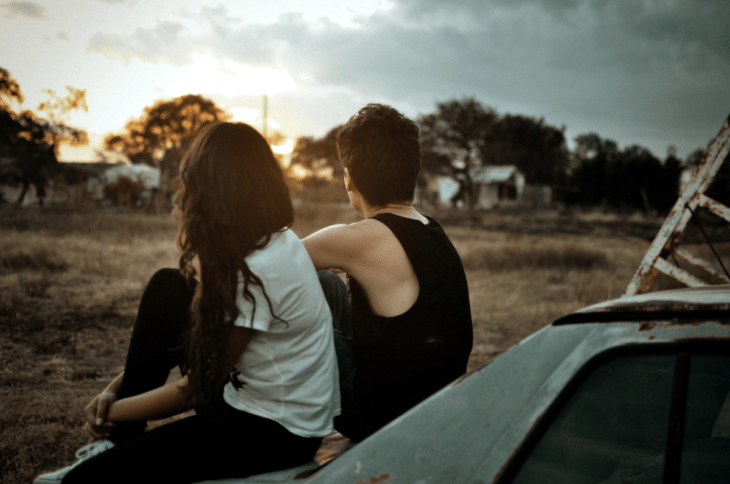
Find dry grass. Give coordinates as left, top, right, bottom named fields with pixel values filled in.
left=1, top=203, right=727, bottom=483
left=445, top=227, right=651, bottom=369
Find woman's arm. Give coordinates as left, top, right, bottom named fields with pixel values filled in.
left=105, top=327, right=255, bottom=422
left=84, top=371, right=125, bottom=439
left=105, top=375, right=195, bottom=422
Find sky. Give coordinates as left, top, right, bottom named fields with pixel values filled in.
left=1, top=0, right=729, bottom=161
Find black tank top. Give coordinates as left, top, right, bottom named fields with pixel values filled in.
left=348, top=213, right=473, bottom=432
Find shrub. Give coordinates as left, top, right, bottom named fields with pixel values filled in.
left=103, top=176, right=146, bottom=207
left=461, top=244, right=610, bottom=272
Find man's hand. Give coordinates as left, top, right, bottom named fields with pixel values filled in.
left=83, top=391, right=117, bottom=440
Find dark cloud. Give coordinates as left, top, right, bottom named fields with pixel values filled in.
left=86, top=0, right=730, bottom=155
left=1, top=1, right=45, bottom=19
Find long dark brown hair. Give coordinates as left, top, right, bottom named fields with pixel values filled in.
left=175, top=122, right=293, bottom=403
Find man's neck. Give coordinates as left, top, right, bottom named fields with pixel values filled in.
left=364, top=203, right=428, bottom=223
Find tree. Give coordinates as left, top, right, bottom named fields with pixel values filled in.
left=417, top=98, right=498, bottom=207
left=487, top=114, right=569, bottom=186
left=36, top=86, right=89, bottom=146
left=617, top=145, right=664, bottom=212
left=290, top=126, right=344, bottom=183
left=1, top=68, right=87, bottom=206
left=104, top=94, right=230, bottom=165
left=569, top=133, right=682, bottom=212
left=659, top=148, right=683, bottom=210
left=568, top=133, right=620, bottom=206
left=0, top=67, right=23, bottom=110
left=685, top=146, right=730, bottom=206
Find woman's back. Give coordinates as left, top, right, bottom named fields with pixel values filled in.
left=224, top=229, right=341, bottom=437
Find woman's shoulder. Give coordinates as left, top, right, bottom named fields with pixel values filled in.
left=247, top=229, right=307, bottom=268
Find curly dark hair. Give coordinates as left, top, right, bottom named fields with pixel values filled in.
left=175, top=122, right=293, bottom=404
left=336, top=104, right=421, bottom=207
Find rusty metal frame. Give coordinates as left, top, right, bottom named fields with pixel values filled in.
left=624, top=114, right=730, bottom=296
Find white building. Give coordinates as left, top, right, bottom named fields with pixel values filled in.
left=469, top=165, right=525, bottom=209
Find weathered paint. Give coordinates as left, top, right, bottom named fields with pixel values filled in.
left=354, top=473, right=392, bottom=484
left=654, top=257, right=708, bottom=287
left=581, top=284, right=730, bottom=314
left=699, top=192, right=730, bottom=223
left=624, top=113, right=730, bottom=296
left=675, top=247, right=730, bottom=284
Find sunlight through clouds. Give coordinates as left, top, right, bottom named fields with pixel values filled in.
left=3, top=0, right=728, bottom=158
left=164, top=53, right=296, bottom=97
left=271, top=138, right=295, bottom=155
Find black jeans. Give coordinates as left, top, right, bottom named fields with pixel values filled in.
left=316, top=271, right=372, bottom=442
left=63, top=269, right=321, bottom=484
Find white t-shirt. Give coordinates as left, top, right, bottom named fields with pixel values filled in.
left=223, top=229, right=341, bottom=438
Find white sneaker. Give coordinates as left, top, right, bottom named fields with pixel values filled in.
left=34, top=439, right=115, bottom=484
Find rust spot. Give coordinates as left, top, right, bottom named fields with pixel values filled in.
left=668, top=336, right=730, bottom=343
left=648, top=336, right=656, bottom=341
left=638, top=319, right=730, bottom=331
left=355, top=472, right=392, bottom=484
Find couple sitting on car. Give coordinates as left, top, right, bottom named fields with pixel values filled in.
left=35, top=104, right=473, bottom=484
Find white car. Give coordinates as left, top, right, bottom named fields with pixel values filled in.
left=203, top=284, right=730, bottom=484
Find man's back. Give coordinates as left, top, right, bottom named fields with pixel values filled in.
left=301, top=103, right=473, bottom=439
left=347, top=213, right=473, bottom=431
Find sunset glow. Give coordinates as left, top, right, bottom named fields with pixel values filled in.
left=164, top=54, right=296, bottom=98
left=1, top=0, right=727, bottom=159
left=271, top=139, right=295, bottom=155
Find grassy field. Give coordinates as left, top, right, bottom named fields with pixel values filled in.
left=1, top=202, right=726, bottom=483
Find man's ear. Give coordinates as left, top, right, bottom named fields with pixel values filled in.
left=344, top=168, right=353, bottom=191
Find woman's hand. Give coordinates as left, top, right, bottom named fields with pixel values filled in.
left=83, top=391, right=117, bottom=440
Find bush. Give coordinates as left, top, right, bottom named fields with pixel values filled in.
left=461, top=244, right=610, bottom=272
left=103, top=176, right=146, bottom=207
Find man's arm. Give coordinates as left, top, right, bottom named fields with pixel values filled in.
left=105, top=326, right=254, bottom=422
left=301, top=223, right=369, bottom=272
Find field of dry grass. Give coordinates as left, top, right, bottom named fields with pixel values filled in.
left=1, top=202, right=726, bottom=483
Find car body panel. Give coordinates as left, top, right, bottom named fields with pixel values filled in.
left=199, top=285, right=730, bottom=484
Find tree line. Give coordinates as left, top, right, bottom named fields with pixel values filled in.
left=291, top=98, right=724, bottom=213
left=1, top=67, right=88, bottom=205
left=2, top=65, right=722, bottom=212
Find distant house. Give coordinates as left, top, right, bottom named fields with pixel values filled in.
left=57, top=145, right=130, bottom=179
left=416, top=174, right=460, bottom=207
left=417, top=166, right=528, bottom=209
left=469, top=165, right=525, bottom=209
left=57, top=145, right=164, bottom=206
left=56, top=145, right=132, bottom=197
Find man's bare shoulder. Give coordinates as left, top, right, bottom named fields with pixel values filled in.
left=302, top=220, right=388, bottom=271
left=305, top=219, right=388, bottom=242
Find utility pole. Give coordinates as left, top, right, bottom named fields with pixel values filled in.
left=262, top=94, right=268, bottom=139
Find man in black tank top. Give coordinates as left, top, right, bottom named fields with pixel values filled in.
left=303, top=104, right=473, bottom=441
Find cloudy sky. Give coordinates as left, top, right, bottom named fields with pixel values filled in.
left=2, top=0, right=728, bottom=159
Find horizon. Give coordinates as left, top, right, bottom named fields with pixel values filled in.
left=3, top=0, right=728, bottom=160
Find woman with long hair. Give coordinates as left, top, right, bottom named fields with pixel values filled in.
left=34, top=122, right=341, bottom=484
